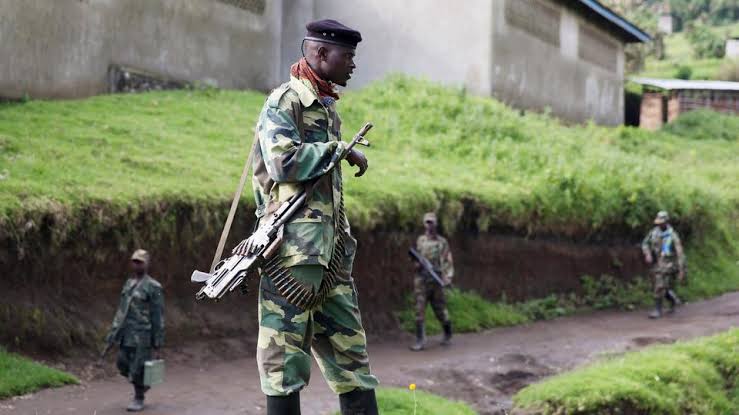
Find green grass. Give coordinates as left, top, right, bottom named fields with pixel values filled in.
left=1, top=76, right=738, bottom=299
left=638, top=21, right=739, bottom=80
left=513, top=328, right=739, bottom=414
left=398, top=289, right=530, bottom=335
left=0, top=348, right=78, bottom=398
left=334, top=387, right=477, bottom=415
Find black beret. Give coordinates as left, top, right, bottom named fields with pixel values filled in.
left=305, top=19, right=362, bottom=49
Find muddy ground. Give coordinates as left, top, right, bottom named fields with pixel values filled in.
left=2, top=292, right=737, bottom=415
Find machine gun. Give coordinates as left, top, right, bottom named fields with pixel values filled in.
left=191, top=123, right=373, bottom=301
left=408, top=247, right=447, bottom=287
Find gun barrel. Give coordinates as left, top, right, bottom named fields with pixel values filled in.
left=408, top=247, right=445, bottom=287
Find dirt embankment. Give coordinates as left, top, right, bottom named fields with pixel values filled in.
left=0, top=201, right=647, bottom=355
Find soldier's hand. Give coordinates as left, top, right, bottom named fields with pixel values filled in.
left=232, top=238, right=251, bottom=256
left=678, top=270, right=686, bottom=283
left=346, top=148, right=368, bottom=177
left=644, top=254, right=653, bottom=265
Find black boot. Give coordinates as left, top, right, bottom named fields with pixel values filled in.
left=665, top=290, right=681, bottom=314
left=409, top=322, right=425, bottom=351
left=648, top=298, right=663, bottom=319
left=339, top=388, right=378, bottom=415
left=440, top=321, right=452, bottom=346
left=267, top=393, right=301, bottom=415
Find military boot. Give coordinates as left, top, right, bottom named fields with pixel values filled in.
left=339, top=388, right=379, bottom=415
left=409, top=322, right=425, bottom=351
left=648, top=298, right=663, bottom=319
left=665, top=290, right=681, bottom=314
left=126, top=385, right=146, bottom=412
left=440, top=321, right=452, bottom=346
left=267, top=392, right=301, bottom=415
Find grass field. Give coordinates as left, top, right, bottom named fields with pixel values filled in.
left=513, top=328, right=739, bottom=414
left=0, top=349, right=78, bottom=399
left=637, top=21, right=739, bottom=80
left=335, top=387, right=477, bottom=415
left=2, top=76, right=737, bottom=308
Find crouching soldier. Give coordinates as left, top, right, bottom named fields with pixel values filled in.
left=105, top=249, right=165, bottom=412
left=642, top=211, right=686, bottom=319
left=410, top=212, right=454, bottom=351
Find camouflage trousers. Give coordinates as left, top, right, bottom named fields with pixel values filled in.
left=256, top=237, right=378, bottom=396
left=651, top=260, right=678, bottom=299
left=414, top=275, right=449, bottom=324
left=116, top=344, right=151, bottom=387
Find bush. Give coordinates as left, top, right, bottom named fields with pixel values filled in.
left=663, top=109, right=739, bottom=141
left=716, top=58, right=739, bottom=81
left=513, top=329, right=739, bottom=414
left=674, top=65, right=693, bottom=79
left=686, top=23, right=726, bottom=58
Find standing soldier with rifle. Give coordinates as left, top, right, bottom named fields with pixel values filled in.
left=642, top=211, right=686, bottom=319
left=103, top=249, right=165, bottom=412
left=409, top=212, right=454, bottom=351
left=231, top=19, right=378, bottom=415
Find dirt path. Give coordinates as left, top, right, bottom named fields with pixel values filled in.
left=2, top=292, right=738, bottom=415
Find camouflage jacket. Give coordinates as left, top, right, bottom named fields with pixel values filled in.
left=416, top=234, right=454, bottom=283
left=641, top=225, right=686, bottom=271
left=107, top=275, right=165, bottom=348
left=252, top=76, right=350, bottom=269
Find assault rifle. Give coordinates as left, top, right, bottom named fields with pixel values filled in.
left=408, top=247, right=447, bottom=287
left=191, top=123, right=373, bottom=301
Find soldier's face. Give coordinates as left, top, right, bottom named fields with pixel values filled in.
left=131, top=260, right=147, bottom=276
left=424, top=220, right=437, bottom=233
left=658, top=222, right=668, bottom=230
left=321, top=45, right=356, bottom=87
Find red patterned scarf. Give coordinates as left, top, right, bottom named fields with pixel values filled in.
left=290, top=58, right=340, bottom=101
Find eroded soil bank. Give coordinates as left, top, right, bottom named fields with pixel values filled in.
left=0, top=202, right=646, bottom=355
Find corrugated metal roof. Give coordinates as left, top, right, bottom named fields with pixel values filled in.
left=576, top=0, right=652, bottom=43
left=630, top=77, right=739, bottom=91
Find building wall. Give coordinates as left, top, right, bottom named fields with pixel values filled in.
left=490, top=0, right=625, bottom=125
left=0, top=0, right=283, bottom=99
left=304, top=0, right=494, bottom=97
left=726, top=39, right=739, bottom=58
left=676, top=90, right=739, bottom=115
left=639, top=92, right=665, bottom=130
left=658, top=14, right=674, bottom=34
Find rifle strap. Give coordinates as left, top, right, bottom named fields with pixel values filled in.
left=210, top=135, right=258, bottom=272
left=209, top=98, right=305, bottom=272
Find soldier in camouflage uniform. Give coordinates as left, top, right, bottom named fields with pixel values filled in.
left=410, top=212, right=454, bottom=351
left=233, top=19, right=378, bottom=415
left=641, top=211, right=686, bottom=319
left=105, top=249, right=165, bottom=412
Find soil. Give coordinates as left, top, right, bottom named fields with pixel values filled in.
left=2, top=292, right=737, bottom=415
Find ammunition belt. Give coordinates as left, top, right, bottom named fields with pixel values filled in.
left=263, top=210, right=348, bottom=310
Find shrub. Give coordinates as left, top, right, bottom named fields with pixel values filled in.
left=663, top=109, right=739, bottom=141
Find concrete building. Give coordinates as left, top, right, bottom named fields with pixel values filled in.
left=0, top=0, right=283, bottom=99
left=727, top=38, right=739, bottom=59
left=631, top=78, right=739, bottom=130
left=1, top=0, right=648, bottom=125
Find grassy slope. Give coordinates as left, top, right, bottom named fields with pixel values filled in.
left=1, top=76, right=738, bottom=295
left=637, top=21, right=739, bottom=80
left=335, top=387, right=477, bottom=415
left=513, top=328, right=739, bottom=414
left=0, top=349, right=78, bottom=398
